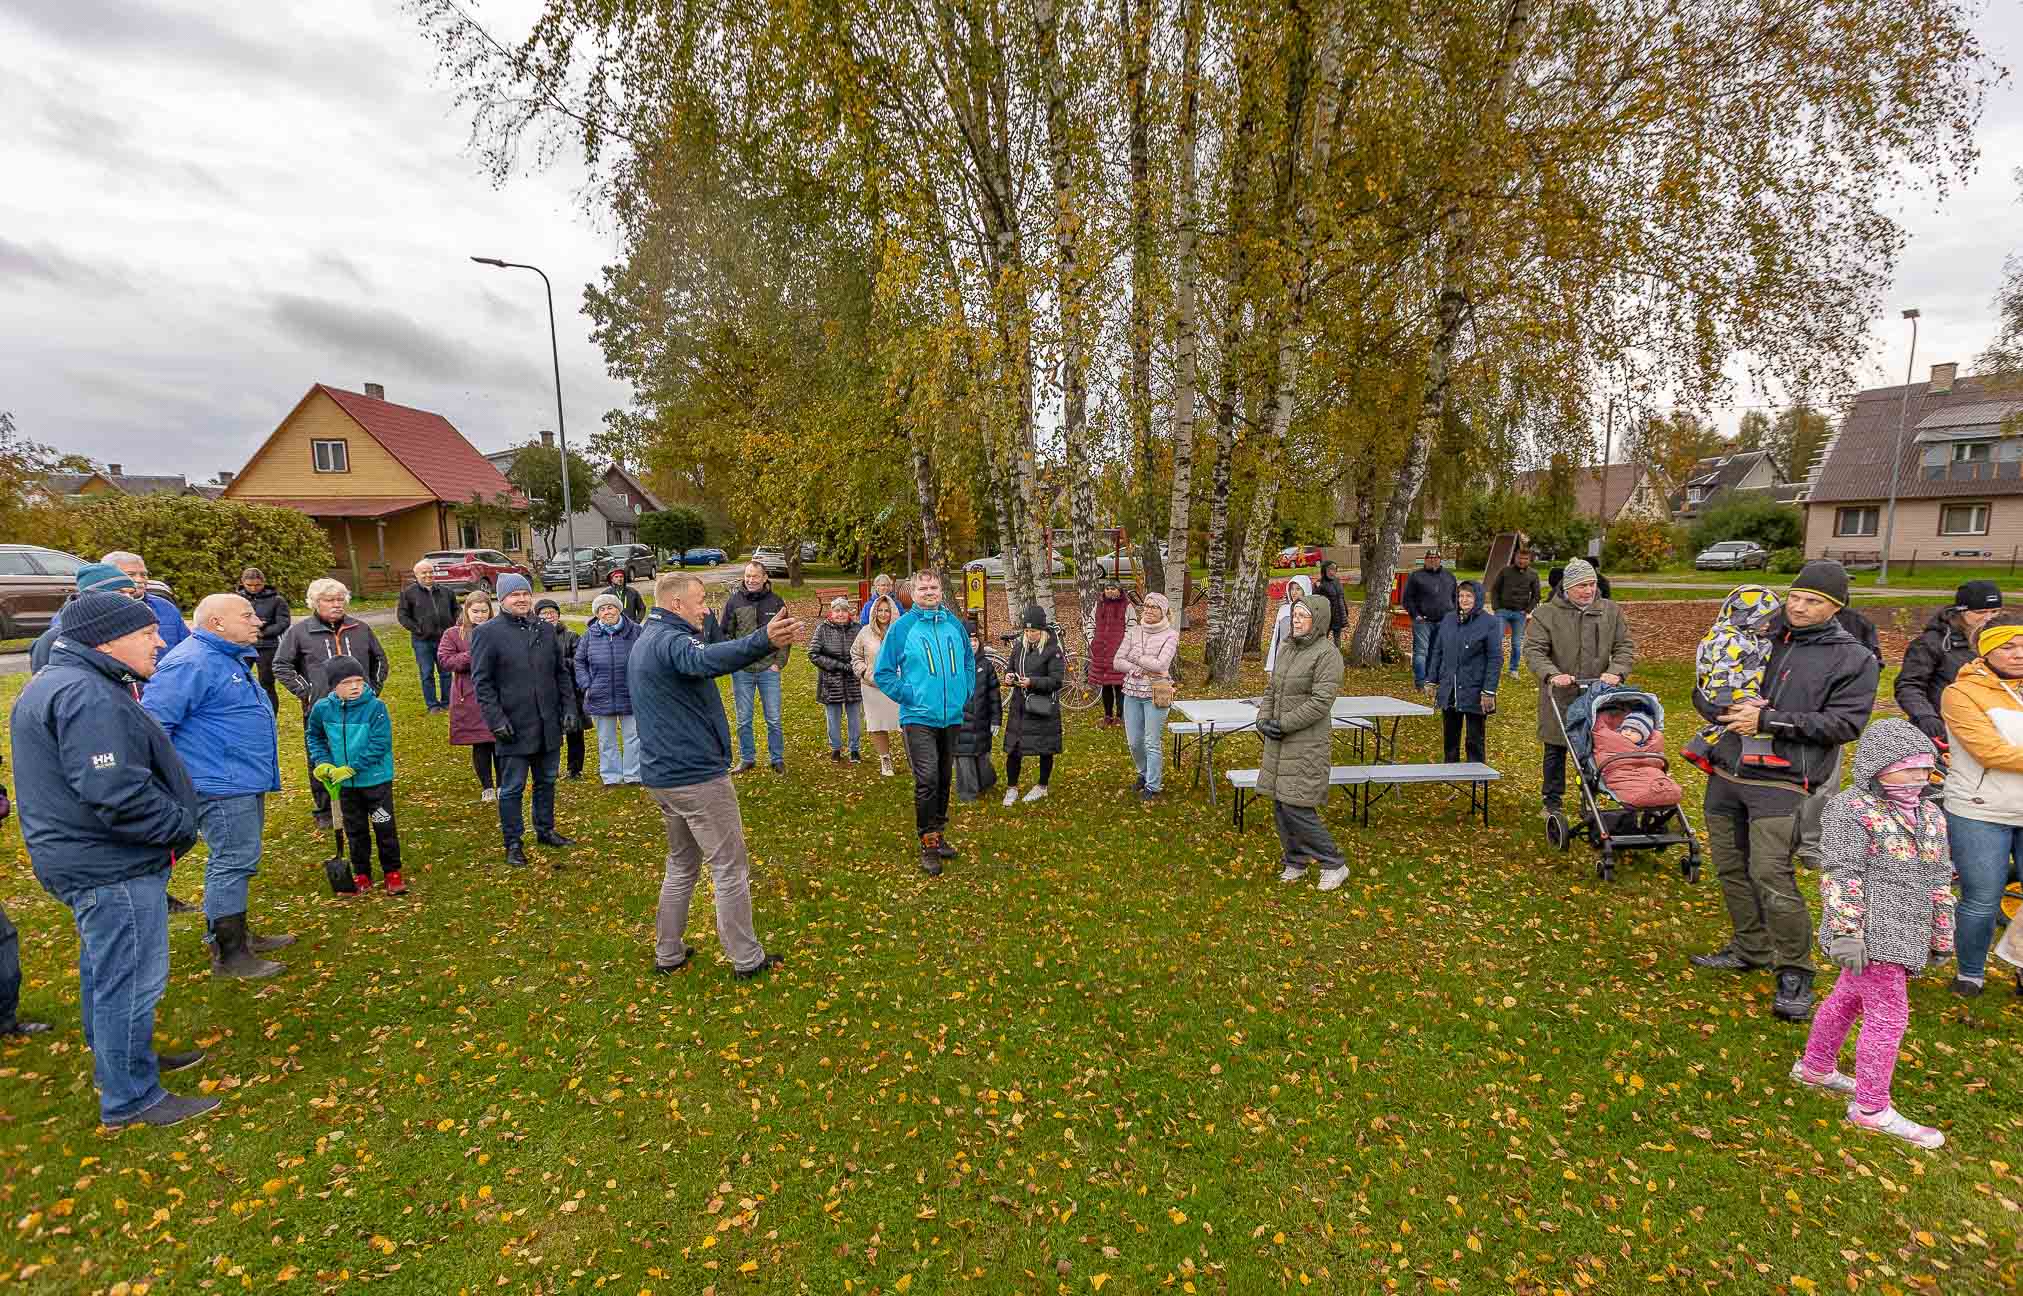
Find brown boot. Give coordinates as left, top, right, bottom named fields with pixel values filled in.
left=919, top=833, right=945, bottom=877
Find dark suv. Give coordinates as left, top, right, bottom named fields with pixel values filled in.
left=600, top=543, right=658, bottom=582
left=0, top=544, right=87, bottom=639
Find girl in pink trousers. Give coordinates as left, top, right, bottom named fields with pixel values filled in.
left=1792, top=717, right=1955, bottom=1148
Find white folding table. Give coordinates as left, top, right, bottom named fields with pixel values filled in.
left=1171, top=695, right=1434, bottom=803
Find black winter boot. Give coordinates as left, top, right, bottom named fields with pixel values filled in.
left=211, top=914, right=284, bottom=979
left=919, top=833, right=944, bottom=877
left=248, top=920, right=297, bottom=953
left=1772, top=969, right=1815, bottom=1023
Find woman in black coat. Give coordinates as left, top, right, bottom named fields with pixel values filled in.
left=1002, top=603, right=1065, bottom=805
left=808, top=597, right=865, bottom=761
left=954, top=619, right=1002, bottom=801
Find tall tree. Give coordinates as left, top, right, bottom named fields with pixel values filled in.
left=1160, top=0, right=1205, bottom=612
left=504, top=440, right=601, bottom=556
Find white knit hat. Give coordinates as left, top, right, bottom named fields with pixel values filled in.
left=1562, top=557, right=1598, bottom=589
left=591, top=593, right=622, bottom=614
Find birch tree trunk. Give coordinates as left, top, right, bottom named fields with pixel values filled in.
left=1348, top=0, right=1535, bottom=666
left=1122, top=0, right=1164, bottom=593
left=914, top=407, right=951, bottom=574
left=1200, top=47, right=1259, bottom=682
left=1032, top=0, right=1100, bottom=636
left=1161, top=0, right=1204, bottom=616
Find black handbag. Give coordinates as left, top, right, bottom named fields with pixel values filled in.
left=1023, top=689, right=1057, bottom=720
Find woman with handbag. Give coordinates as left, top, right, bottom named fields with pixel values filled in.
left=1422, top=580, right=1497, bottom=763
left=1002, top=603, right=1065, bottom=805
left=1118, top=592, right=1180, bottom=799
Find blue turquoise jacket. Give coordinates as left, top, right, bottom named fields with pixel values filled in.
left=306, top=686, right=395, bottom=788
left=140, top=629, right=281, bottom=796
left=873, top=603, right=975, bottom=729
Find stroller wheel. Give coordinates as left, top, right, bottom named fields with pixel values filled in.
left=1598, top=849, right=1616, bottom=883
left=1546, top=813, right=1567, bottom=850
left=1684, top=847, right=1702, bottom=884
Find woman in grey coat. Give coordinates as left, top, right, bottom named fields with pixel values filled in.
left=1260, top=592, right=1347, bottom=891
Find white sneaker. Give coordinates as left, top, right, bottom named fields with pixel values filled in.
left=880, top=756, right=895, bottom=777
left=1023, top=784, right=1049, bottom=803
left=1790, top=1059, right=1858, bottom=1096
left=1316, top=866, right=1349, bottom=892
left=1278, top=864, right=1308, bottom=883
left=481, top=788, right=498, bottom=803
left=1847, top=1102, right=1944, bottom=1148
left=1003, top=787, right=1021, bottom=808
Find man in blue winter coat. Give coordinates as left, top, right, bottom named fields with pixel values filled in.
left=142, top=593, right=292, bottom=980
left=631, top=572, right=801, bottom=979
left=9, top=592, right=218, bottom=1128
left=874, top=569, right=975, bottom=876
left=101, top=551, right=188, bottom=653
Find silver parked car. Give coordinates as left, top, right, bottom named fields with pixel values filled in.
left=1693, top=540, right=1769, bottom=571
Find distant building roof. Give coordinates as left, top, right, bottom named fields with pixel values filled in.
left=42, top=469, right=191, bottom=497
left=1681, top=449, right=1784, bottom=495
left=315, top=385, right=524, bottom=507
left=589, top=486, right=638, bottom=526
left=1808, top=372, right=2023, bottom=504
left=605, top=463, right=666, bottom=513
left=1513, top=461, right=1665, bottom=520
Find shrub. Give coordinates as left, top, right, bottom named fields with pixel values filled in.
left=1688, top=493, right=1804, bottom=554
left=1769, top=546, right=1804, bottom=573
left=1601, top=515, right=1676, bottom=572
left=12, top=495, right=333, bottom=608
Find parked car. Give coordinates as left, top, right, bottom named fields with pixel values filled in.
left=600, top=543, right=658, bottom=582
left=426, top=549, right=532, bottom=595
left=1276, top=543, right=1325, bottom=567
left=542, top=545, right=617, bottom=590
left=0, top=543, right=86, bottom=639
left=799, top=540, right=818, bottom=562
left=1693, top=540, right=1769, bottom=571
left=963, top=551, right=1072, bottom=579
left=751, top=546, right=791, bottom=577
left=682, top=546, right=729, bottom=566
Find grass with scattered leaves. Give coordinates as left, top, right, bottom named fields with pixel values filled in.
left=1, top=638, right=2018, bottom=1293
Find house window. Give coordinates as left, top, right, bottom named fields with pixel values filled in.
left=312, top=439, right=349, bottom=473
left=1953, top=442, right=1992, bottom=464
left=1834, top=506, right=1879, bottom=537
left=501, top=526, right=521, bottom=551
left=459, top=521, right=481, bottom=548
left=1940, top=502, right=1991, bottom=536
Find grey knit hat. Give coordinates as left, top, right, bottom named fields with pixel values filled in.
left=1562, top=557, right=1598, bottom=589
left=591, top=593, right=622, bottom=615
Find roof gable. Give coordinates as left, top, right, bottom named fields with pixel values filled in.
left=1514, top=461, right=1668, bottom=519
left=317, top=385, right=524, bottom=507
left=1809, top=373, right=2023, bottom=504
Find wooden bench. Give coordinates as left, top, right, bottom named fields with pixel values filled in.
left=1226, top=761, right=1500, bottom=830
left=1171, top=716, right=1377, bottom=800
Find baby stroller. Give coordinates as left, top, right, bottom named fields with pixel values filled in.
left=1546, top=681, right=1702, bottom=884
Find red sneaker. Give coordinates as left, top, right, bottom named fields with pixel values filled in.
left=353, top=873, right=374, bottom=894
left=384, top=870, right=407, bottom=896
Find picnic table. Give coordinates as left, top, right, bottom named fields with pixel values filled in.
left=1170, top=694, right=1435, bottom=803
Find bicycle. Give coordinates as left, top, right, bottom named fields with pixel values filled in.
left=992, top=623, right=1098, bottom=710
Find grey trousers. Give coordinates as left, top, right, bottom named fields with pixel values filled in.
left=1796, top=780, right=1835, bottom=868
left=1273, top=799, right=1345, bottom=870
left=648, top=777, right=767, bottom=973
left=1704, top=800, right=1815, bottom=974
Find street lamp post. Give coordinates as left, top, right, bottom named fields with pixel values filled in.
left=1877, top=308, right=1920, bottom=588
left=471, top=256, right=579, bottom=605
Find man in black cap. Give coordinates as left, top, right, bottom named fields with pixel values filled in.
left=1402, top=549, right=1457, bottom=689
left=1689, top=559, right=1879, bottom=1024
left=1897, top=580, right=2004, bottom=741
left=9, top=592, right=217, bottom=1127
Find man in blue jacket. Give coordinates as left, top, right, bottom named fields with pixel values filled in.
left=101, top=551, right=188, bottom=653
left=9, top=592, right=217, bottom=1128
left=27, top=561, right=140, bottom=672
left=142, top=593, right=291, bottom=979
left=632, top=572, right=800, bottom=979
left=874, top=569, right=975, bottom=876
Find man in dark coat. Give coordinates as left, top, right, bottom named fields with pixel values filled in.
left=603, top=567, right=648, bottom=623
left=273, top=579, right=389, bottom=829
left=396, top=560, right=459, bottom=714
left=1313, top=561, right=1351, bottom=649
left=233, top=567, right=291, bottom=711
left=471, top=574, right=579, bottom=867
left=1896, top=581, right=2002, bottom=739
left=718, top=561, right=791, bottom=772
left=1688, top=560, right=1879, bottom=1025
left=1402, top=550, right=1458, bottom=689
left=9, top=592, right=217, bottom=1128
left=1489, top=548, right=1541, bottom=678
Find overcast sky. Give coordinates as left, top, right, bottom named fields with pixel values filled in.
left=0, top=0, right=2018, bottom=483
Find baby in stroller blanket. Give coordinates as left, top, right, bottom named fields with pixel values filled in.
left=1592, top=704, right=1684, bottom=808
left=1684, top=584, right=1784, bottom=773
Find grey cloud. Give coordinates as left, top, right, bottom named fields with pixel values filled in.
left=267, top=293, right=545, bottom=395
left=478, top=286, right=533, bottom=325
left=22, top=87, right=237, bottom=202
left=0, top=237, right=129, bottom=294
left=314, top=253, right=374, bottom=292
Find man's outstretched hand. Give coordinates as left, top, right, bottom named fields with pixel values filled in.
left=767, top=605, right=803, bottom=649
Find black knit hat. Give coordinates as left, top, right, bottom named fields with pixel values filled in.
left=1022, top=603, right=1048, bottom=630
left=323, top=655, right=366, bottom=689
left=533, top=598, right=560, bottom=617
left=1957, top=580, right=2003, bottom=611
left=62, top=590, right=157, bottom=647
left=1790, top=559, right=1850, bottom=608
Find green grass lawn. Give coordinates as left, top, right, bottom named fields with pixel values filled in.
left=2, top=637, right=2019, bottom=1292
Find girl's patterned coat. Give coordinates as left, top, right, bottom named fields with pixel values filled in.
left=1817, top=719, right=1956, bottom=975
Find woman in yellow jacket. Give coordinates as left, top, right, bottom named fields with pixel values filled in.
left=1938, top=613, right=2023, bottom=997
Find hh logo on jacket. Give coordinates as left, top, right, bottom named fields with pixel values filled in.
left=91, top=752, right=116, bottom=769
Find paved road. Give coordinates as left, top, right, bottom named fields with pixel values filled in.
left=1612, top=579, right=1957, bottom=597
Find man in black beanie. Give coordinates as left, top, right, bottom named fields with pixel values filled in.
left=1897, top=579, right=2003, bottom=741
left=1689, top=559, right=1878, bottom=1024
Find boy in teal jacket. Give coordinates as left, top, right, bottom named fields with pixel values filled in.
left=306, top=656, right=404, bottom=895
left=874, top=570, right=974, bottom=875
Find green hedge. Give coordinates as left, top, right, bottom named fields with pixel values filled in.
left=12, top=496, right=334, bottom=609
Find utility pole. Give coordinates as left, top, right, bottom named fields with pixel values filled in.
left=1878, top=308, right=1921, bottom=588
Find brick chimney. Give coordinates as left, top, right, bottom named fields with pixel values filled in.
left=540, top=429, right=555, bottom=448
left=1930, top=363, right=1957, bottom=394
left=364, top=381, right=385, bottom=401
left=108, top=463, right=123, bottom=477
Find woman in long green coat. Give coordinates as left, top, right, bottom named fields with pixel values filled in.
left=1259, top=592, right=1349, bottom=891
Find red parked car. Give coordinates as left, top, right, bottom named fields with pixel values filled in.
left=424, top=549, right=531, bottom=595
left=1275, top=543, right=1325, bottom=568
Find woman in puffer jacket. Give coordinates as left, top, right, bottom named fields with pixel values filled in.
left=574, top=594, right=643, bottom=784
left=1792, top=717, right=1954, bottom=1149
left=1422, top=579, right=1497, bottom=763
left=1259, top=592, right=1347, bottom=891
left=953, top=619, right=1002, bottom=801
left=1938, top=612, right=2023, bottom=998
left=808, top=597, right=865, bottom=763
